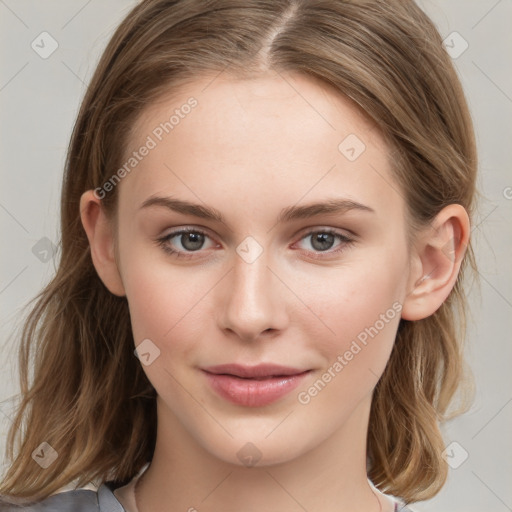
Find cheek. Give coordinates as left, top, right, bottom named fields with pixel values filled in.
left=296, top=247, right=406, bottom=403
left=119, top=245, right=216, bottom=361
left=310, top=252, right=405, bottom=346
left=128, top=280, right=204, bottom=342
left=295, top=299, right=401, bottom=417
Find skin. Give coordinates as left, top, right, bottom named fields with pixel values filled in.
left=80, top=70, right=470, bottom=512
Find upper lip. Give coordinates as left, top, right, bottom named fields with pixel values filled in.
left=202, top=363, right=309, bottom=379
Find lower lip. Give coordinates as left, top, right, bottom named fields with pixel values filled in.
left=202, top=370, right=310, bottom=407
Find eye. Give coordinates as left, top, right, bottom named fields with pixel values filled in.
left=156, top=227, right=217, bottom=259
left=156, top=227, right=354, bottom=260
left=294, top=229, right=354, bottom=258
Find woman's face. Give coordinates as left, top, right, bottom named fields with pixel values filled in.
left=114, top=71, right=413, bottom=466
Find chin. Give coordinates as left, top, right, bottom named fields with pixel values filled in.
left=196, top=424, right=315, bottom=469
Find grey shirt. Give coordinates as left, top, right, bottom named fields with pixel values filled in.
left=0, top=483, right=415, bottom=511
left=0, top=483, right=122, bottom=511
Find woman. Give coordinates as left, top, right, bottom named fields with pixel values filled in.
left=0, top=1, right=477, bottom=510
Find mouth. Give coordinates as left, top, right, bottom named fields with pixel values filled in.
left=202, top=363, right=309, bottom=379
left=201, top=364, right=312, bottom=407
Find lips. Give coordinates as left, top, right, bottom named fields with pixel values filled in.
left=201, top=364, right=311, bottom=407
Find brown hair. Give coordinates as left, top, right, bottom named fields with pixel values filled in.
left=0, top=0, right=477, bottom=505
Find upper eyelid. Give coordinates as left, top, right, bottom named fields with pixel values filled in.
left=296, top=226, right=354, bottom=238
left=161, top=226, right=218, bottom=243
left=161, top=225, right=353, bottom=237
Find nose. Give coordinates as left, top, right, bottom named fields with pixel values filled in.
left=218, top=248, right=289, bottom=343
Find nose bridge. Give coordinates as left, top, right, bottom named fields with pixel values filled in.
left=220, top=240, right=287, bottom=340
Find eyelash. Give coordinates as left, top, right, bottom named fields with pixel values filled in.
left=156, top=227, right=355, bottom=260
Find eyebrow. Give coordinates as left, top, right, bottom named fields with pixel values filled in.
left=140, top=196, right=375, bottom=225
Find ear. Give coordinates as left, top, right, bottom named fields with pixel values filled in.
left=401, top=204, right=470, bottom=321
left=79, top=190, right=126, bottom=296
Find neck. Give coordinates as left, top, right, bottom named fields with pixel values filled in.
left=136, top=395, right=389, bottom=512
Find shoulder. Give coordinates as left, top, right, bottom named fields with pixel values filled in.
left=0, top=483, right=125, bottom=512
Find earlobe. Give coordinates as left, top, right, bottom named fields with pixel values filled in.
left=401, top=204, right=470, bottom=321
left=79, top=190, right=126, bottom=296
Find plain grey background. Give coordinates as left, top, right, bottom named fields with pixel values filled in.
left=0, top=1, right=511, bottom=511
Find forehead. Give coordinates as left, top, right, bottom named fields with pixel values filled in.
left=131, top=70, right=383, bottom=156
left=118, top=71, right=403, bottom=224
